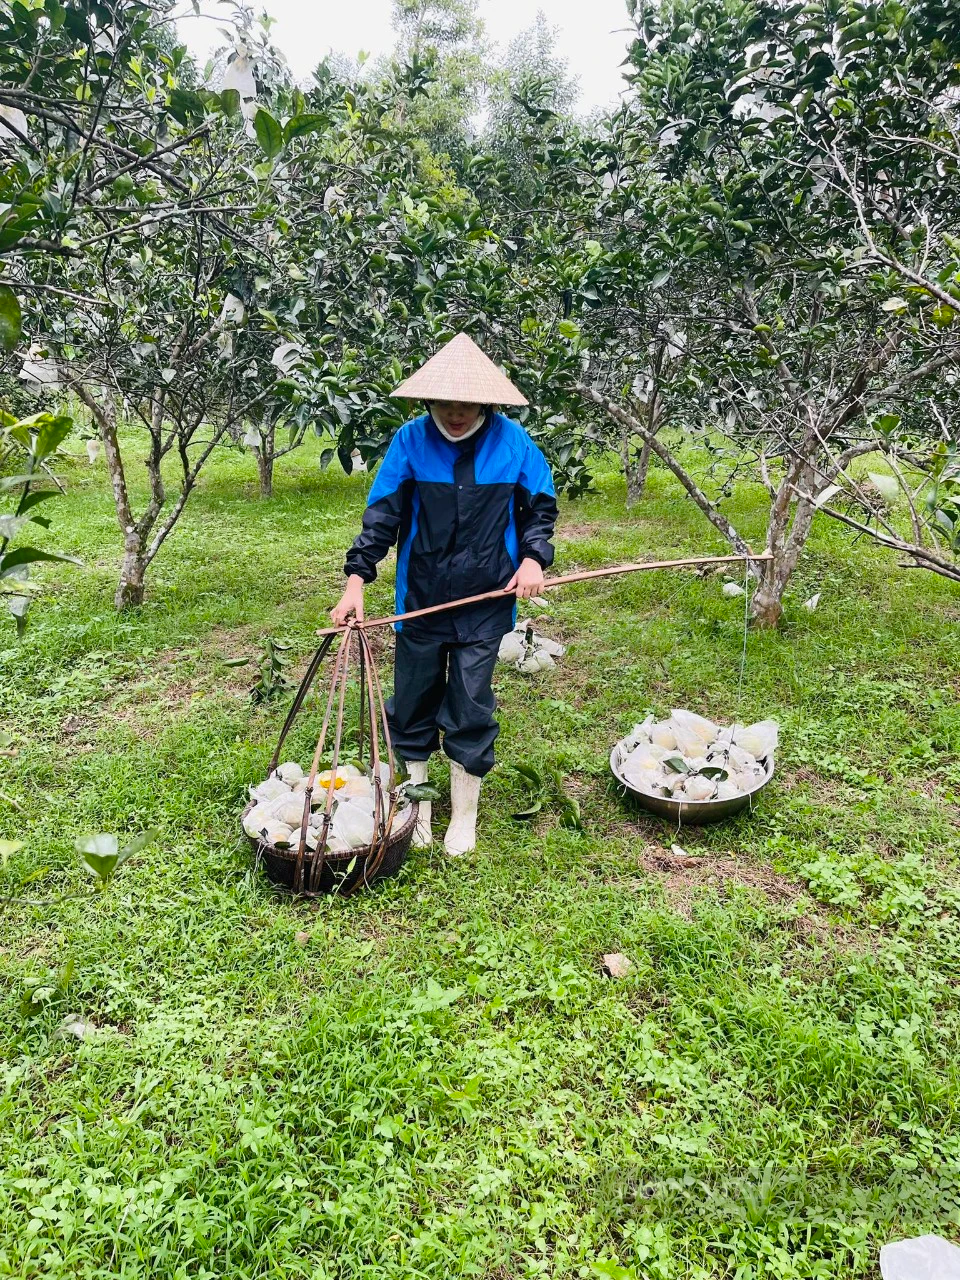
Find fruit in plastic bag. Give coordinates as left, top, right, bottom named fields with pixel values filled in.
left=671, top=709, right=718, bottom=746
left=518, top=649, right=554, bottom=674
left=536, top=634, right=566, bottom=658
left=270, top=795, right=308, bottom=828
left=274, top=762, right=304, bottom=785
left=243, top=802, right=276, bottom=838
left=732, top=720, right=778, bottom=758
left=331, top=799, right=377, bottom=849
left=622, top=759, right=661, bottom=793
left=263, top=823, right=294, bottom=848
left=649, top=720, right=678, bottom=750
left=625, top=744, right=667, bottom=773
left=879, top=1235, right=960, bottom=1280
left=340, top=776, right=375, bottom=801
left=683, top=775, right=716, bottom=801
left=498, top=630, right=526, bottom=664
left=250, top=776, right=290, bottom=803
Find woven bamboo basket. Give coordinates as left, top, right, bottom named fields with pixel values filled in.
left=243, top=625, right=418, bottom=897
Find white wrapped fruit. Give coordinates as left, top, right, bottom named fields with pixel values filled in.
left=518, top=650, right=554, bottom=674
left=732, top=720, right=778, bottom=758
left=622, top=716, right=654, bottom=752
left=249, top=776, right=290, bottom=803
left=274, top=762, right=305, bottom=785
left=331, top=800, right=376, bottom=849
left=263, top=823, right=294, bottom=848
left=671, top=709, right=718, bottom=747
left=340, top=776, right=375, bottom=801
left=623, top=760, right=661, bottom=793
left=625, top=744, right=668, bottom=773
left=683, top=775, right=716, bottom=801
left=649, top=721, right=678, bottom=750
left=243, top=803, right=276, bottom=839
left=269, top=795, right=308, bottom=828
left=714, top=781, right=741, bottom=801
left=498, top=631, right=526, bottom=664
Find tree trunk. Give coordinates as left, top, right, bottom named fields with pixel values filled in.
left=256, top=424, right=274, bottom=498
left=256, top=447, right=273, bottom=498
left=749, top=468, right=817, bottom=628
left=115, top=531, right=147, bottom=608
left=750, top=560, right=788, bottom=628
left=621, top=433, right=653, bottom=507
left=635, top=440, right=653, bottom=496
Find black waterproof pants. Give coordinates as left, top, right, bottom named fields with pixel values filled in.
left=386, top=629, right=501, bottom=777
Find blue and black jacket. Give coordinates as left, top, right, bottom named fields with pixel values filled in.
left=344, top=411, right=558, bottom=640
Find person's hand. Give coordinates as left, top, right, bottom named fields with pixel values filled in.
left=505, top=557, right=545, bottom=600
left=330, top=575, right=365, bottom=626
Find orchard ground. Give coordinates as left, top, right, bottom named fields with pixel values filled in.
left=2, top=432, right=960, bottom=1279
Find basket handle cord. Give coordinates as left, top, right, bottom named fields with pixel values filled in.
left=264, top=623, right=405, bottom=897
left=292, top=627, right=352, bottom=894
left=268, top=633, right=336, bottom=776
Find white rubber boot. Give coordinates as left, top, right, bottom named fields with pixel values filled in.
left=444, top=760, right=483, bottom=857
left=407, top=759, right=432, bottom=848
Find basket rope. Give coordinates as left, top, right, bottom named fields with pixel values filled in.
left=266, top=622, right=400, bottom=897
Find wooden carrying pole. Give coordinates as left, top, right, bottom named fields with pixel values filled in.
left=315, top=552, right=774, bottom=637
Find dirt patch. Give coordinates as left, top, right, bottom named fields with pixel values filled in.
left=556, top=521, right=603, bottom=541
left=778, top=767, right=849, bottom=805
left=57, top=712, right=98, bottom=747
left=630, top=843, right=805, bottom=918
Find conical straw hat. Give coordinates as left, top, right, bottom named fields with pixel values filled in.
left=391, top=333, right=529, bottom=406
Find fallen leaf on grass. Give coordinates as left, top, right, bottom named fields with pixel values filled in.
left=601, top=952, right=633, bottom=979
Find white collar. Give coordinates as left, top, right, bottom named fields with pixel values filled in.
left=431, top=411, right=487, bottom=444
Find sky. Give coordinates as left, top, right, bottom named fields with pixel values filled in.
left=178, top=0, right=635, bottom=114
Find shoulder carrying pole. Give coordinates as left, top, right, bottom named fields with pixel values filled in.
left=315, top=552, right=774, bottom=637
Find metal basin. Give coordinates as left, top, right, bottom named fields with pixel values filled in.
left=609, top=742, right=775, bottom=826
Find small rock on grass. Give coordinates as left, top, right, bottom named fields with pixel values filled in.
left=601, top=952, right=633, bottom=979
left=295, top=931, right=311, bottom=946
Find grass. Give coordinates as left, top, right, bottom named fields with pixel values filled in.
left=1, top=431, right=960, bottom=1279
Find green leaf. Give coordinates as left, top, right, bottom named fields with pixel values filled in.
left=559, top=798, right=583, bottom=830
left=931, top=303, right=956, bottom=328
left=511, top=800, right=543, bottom=820
left=319, top=448, right=335, bottom=470
left=118, top=828, right=158, bottom=859
left=0, top=547, right=81, bottom=575
left=17, top=489, right=60, bottom=514
left=33, top=414, right=73, bottom=458
left=0, top=515, right=29, bottom=540
left=166, top=87, right=205, bottom=124
left=513, top=763, right=544, bottom=789
left=0, top=286, right=21, bottom=354
left=405, top=783, right=440, bottom=803
left=663, top=755, right=690, bottom=774
left=76, top=833, right=120, bottom=885
left=219, top=88, right=241, bottom=116
left=881, top=296, right=909, bottom=313
left=284, top=113, right=327, bottom=143
left=699, top=766, right=728, bottom=781
left=223, top=656, right=250, bottom=667
left=254, top=108, right=284, bottom=159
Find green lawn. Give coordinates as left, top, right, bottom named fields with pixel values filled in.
left=2, top=433, right=960, bottom=1279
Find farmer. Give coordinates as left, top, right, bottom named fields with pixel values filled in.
left=331, top=333, right=558, bottom=856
